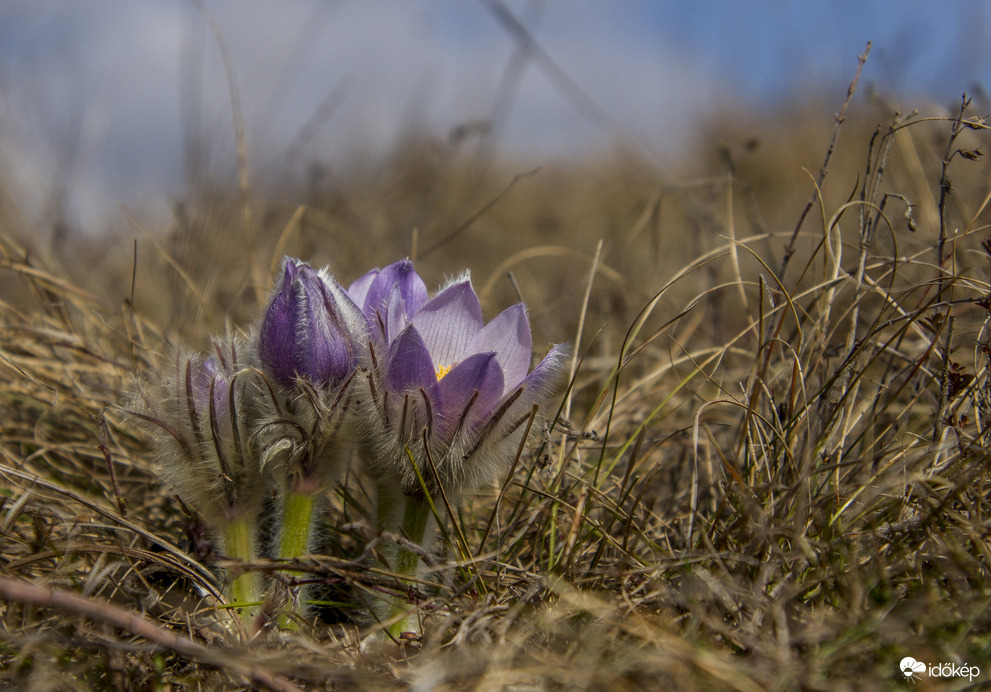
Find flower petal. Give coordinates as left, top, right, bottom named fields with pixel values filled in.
left=302, top=267, right=354, bottom=382
left=387, top=259, right=428, bottom=315
left=386, top=325, right=438, bottom=394
left=469, top=303, right=531, bottom=390
left=386, top=285, right=412, bottom=343
left=523, top=344, right=568, bottom=394
left=347, top=269, right=377, bottom=309
left=412, top=281, right=483, bottom=368
left=318, top=270, right=369, bottom=358
left=506, top=343, right=569, bottom=419
left=202, top=357, right=231, bottom=419
left=259, top=262, right=307, bottom=385
left=364, top=259, right=427, bottom=320
left=437, top=351, right=505, bottom=433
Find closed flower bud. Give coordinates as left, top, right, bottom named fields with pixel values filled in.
left=252, top=257, right=368, bottom=491
left=130, top=337, right=266, bottom=629
left=134, top=338, right=264, bottom=525
left=259, top=257, right=364, bottom=389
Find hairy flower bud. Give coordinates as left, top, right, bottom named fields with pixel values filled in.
left=131, top=337, right=268, bottom=629
left=259, top=257, right=364, bottom=389
left=134, top=338, right=265, bottom=524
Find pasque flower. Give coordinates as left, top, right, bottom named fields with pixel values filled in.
left=349, top=260, right=565, bottom=638
left=254, top=257, right=368, bottom=489
left=350, top=259, right=566, bottom=497
left=132, top=337, right=264, bottom=630
left=254, top=256, right=368, bottom=627
left=131, top=254, right=565, bottom=639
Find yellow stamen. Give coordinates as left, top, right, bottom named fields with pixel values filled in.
left=435, top=363, right=455, bottom=380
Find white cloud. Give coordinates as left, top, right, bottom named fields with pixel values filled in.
left=6, top=0, right=977, bottom=232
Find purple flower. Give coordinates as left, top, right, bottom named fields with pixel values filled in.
left=350, top=260, right=566, bottom=495
left=135, top=338, right=264, bottom=524
left=253, top=258, right=369, bottom=495
left=259, top=257, right=366, bottom=389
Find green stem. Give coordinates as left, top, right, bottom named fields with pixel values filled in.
left=275, top=489, right=317, bottom=629
left=222, top=516, right=261, bottom=632
left=279, top=489, right=316, bottom=560
left=384, top=495, right=434, bottom=638
left=396, top=496, right=432, bottom=576
left=375, top=479, right=403, bottom=540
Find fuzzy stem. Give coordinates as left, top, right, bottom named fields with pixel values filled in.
left=375, top=480, right=403, bottom=536
left=383, top=495, right=433, bottom=638
left=275, top=489, right=318, bottom=629
left=373, top=480, right=409, bottom=576
left=221, top=516, right=261, bottom=632
left=397, top=495, right=432, bottom=575
left=278, top=489, right=316, bottom=560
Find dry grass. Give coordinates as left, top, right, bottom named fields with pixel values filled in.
left=2, top=84, right=991, bottom=691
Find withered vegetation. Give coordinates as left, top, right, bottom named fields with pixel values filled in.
left=2, top=74, right=991, bottom=689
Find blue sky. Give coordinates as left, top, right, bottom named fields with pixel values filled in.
left=0, top=1, right=987, bottom=231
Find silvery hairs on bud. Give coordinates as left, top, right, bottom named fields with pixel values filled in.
left=130, top=336, right=267, bottom=529
left=252, top=257, right=370, bottom=495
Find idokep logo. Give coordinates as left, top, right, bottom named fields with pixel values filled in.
left=900, top=656, right=981, bottom=683
left=899, top=657, right=926, bottom=681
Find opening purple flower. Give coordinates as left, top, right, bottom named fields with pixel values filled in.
left=351, top=260, right=566, bottom=496
left=259, top=257, right=366, bottom=389
left=348, top=259, right=566, bottom=639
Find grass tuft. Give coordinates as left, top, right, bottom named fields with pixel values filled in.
left=2, top=88, right=991, bottom=689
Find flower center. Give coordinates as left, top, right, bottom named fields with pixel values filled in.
left=435, top=362, right=456, bottom=380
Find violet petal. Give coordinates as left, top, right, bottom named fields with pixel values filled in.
left=319, top=269, right=369, bottom=346
left=386, top=259, right=428, bottom=315
left=469, top=303, right=531, bottom=390
left=205, top=361, right=231, bottom=420
left=386, top=325, right=438, bottom=394
left=437, top=351, right=504, bottom=434
left=412, top=281, right=483, bottom=369
left=300, top=266, right=356, bottom=384
left=506, top=343, right=569, bottom=419
left=347, top=269, right=378, bottom=309
left=363, top=259, right=427, bottom=320
left=259, top=263, right=307, bottom=386
left=386, top=285, right=412, bottom=343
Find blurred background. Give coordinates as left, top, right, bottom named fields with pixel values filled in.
left=1, top=0, right=988, bottom=236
